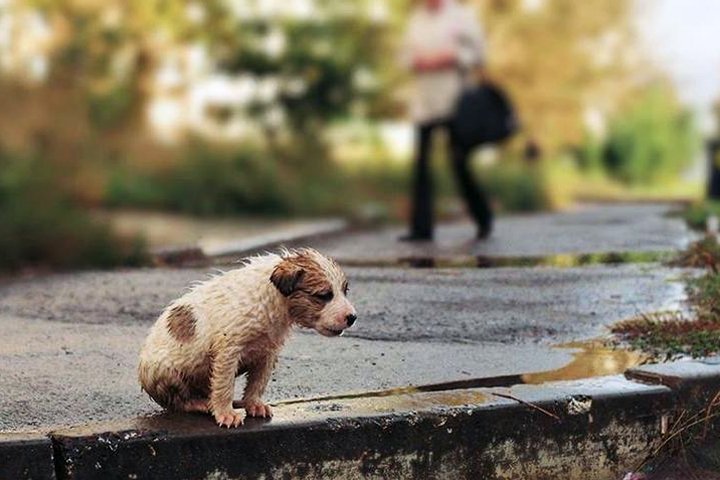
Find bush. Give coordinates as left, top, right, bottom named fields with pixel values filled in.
left=0, top=151, right=147, bottom=271
left=103, top=141, right=557, bottom=220
left=583, top=84, right=698, bottom=185
left=106, top=143, right=350, bottom=216
left=479, top=162, right=551, bottom=212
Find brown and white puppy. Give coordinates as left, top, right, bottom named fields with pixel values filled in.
left=138, top=248, right=356, bottom=427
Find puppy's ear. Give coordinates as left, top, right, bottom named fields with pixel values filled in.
left=270, top=259, right=305, bottom=296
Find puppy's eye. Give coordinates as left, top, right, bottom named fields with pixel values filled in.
left=342, top=282, right=349, bottom=295
left=314, top=291, right=334, bottom=302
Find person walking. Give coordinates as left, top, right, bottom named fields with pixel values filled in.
left=400, top=0, right=493, bottom=241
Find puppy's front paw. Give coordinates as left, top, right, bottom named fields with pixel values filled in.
left=244, top=400, right=273, bottom=418
left=214, top=409, right=244, bottom=428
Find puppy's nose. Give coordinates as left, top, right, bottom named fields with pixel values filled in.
left=345, top=313, right=357, bottom=327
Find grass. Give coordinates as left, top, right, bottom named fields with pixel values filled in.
left=612, top=236, right=720, bottom=359
left=612, top=311, right=720, bottom=359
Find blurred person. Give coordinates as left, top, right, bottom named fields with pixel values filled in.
left=400, top=0, right=493, bottom=241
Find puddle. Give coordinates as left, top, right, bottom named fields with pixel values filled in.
left=522, top=341, right=646, bottom=384
left=343, top=251, right=674, bottom=269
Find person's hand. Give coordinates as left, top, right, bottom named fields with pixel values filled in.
left=412, top=57, right=432, bottom=72
left=413, top=51, right=457, bottom=72
left=433, top=51, right=457, bottom=69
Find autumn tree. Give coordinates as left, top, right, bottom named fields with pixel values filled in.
left=467, top=0, right=647, bottom=150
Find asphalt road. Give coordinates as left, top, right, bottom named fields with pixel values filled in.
left=0, top=203, right=695, bottom=432
left=0, top=263, right=689, bottom=432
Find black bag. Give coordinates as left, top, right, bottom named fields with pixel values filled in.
left=451, top=82, right=519, bottom=150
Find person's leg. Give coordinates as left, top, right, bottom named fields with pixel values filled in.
left=448, top=133, right=494, bottom=239
left=405, top=122, right=437, bottom=240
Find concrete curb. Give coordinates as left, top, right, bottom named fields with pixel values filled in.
left=0, top=433, right=56, bottom=480
left=152, top=219, right=349, bottom=267
left=3, top=359, right=720, bottom=480
left=203, top=219, right=348, bottom=258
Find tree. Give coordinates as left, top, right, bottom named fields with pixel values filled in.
left=0, top=0, right=402, bottom=158
left=598, top=82, right=697, bottom=185
left=471, top=0, right=646, bottom=150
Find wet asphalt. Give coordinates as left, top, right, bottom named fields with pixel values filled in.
left=0, top=203, right=696, bottom=432
left=307, top=203, right=689, bottom=262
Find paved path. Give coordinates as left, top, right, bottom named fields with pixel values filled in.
left=306, top=203, right=689, bottom=262
left=0, top=203, right=694, bottom=432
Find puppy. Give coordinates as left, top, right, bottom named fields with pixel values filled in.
left=138, top=248, right=356, bottom=427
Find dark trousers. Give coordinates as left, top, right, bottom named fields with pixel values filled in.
left=409, top=120, right=493, bottom=238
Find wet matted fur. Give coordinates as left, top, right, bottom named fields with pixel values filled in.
left=138, top=248, right=356, bottom=427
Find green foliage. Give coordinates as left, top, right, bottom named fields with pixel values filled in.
left=480, top=162, right=551, bottom=212
left=156, top=146, right=286, bottom=215
left=88, top=84, right=136, bottom=129
left=576, top=135, right=606, bottom=175
left=590, top=85, right=698, bottom=185
left=613, top=310, right=720, bottom=359
left=106, top=143, right=353, bottom=216
left=629, top=329, right=720, bottom=359
left=683, top=201, right=720, bottom=231
left=688, top=271, right=720, bottom=321
left=29, top=0, right=401, bottom=134
left=104, top=143, right=554, bottom=218
left=0, top=151, right=148, bottom=271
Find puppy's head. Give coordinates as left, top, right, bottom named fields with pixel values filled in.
left=270, top=248, right=356, bottom=337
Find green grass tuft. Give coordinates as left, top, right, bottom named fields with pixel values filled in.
left=614, top=236, right=720, bottom=358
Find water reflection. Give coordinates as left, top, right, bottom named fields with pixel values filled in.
left=386, top=251, right=674, bottom=269
left=522, top=341, right=646, bottom=384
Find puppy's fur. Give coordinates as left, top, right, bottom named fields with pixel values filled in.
left=138, top=248, right=356, bottom=427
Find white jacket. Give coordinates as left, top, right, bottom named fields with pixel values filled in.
left=400, top=1, right=486, bottom=124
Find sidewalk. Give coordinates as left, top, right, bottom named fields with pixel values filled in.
left=301, top=203, right=689, bottom=263
left=0, top=202, right=708, bottom=479
left=0, top=204, right=692, bottom=433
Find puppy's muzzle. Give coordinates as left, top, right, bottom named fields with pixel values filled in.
left=345, top=313, right=357, bottom=327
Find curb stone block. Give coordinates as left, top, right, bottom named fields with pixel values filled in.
left=6, top=361, right=720, bottom=479
left=49, top=376, right=676, bottom=480
left=626, top=357, right=720, bottom=406
left=0, top=434, right=56, bottom=480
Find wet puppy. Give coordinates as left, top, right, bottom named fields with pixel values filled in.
left=138, top=248, right=356, bottom=427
